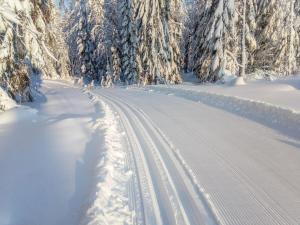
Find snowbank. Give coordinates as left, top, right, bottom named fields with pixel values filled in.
left=144, top=86, right=300, bottom=140
left=81, top=91, right=134, bottom=225
left=0, top=87, right=17, bottom=111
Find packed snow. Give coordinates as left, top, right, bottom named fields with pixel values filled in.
left=1, top=79, right=300, bottom=225
left=0, top=81, right=133, bottom=225
left=0, top=87, right=17, bottom=111
left=1, top=0, right=300, bottom=224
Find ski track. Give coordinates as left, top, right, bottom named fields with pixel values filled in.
left=79, top=90, right=141, bottom=225
left=87, top=89, right=219, bottom=225
left=90, top=86, right=300, bottom=225
left=3, top=80, right=299, bottom=225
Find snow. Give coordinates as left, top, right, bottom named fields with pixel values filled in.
left=232, top=76, right=246, bottom=86
left=1, top=79, right=300, bottom=225
left=0, top=87, right=17, bottom=112
left=139, top=86, right=300, bottom=140
left=0, top=81, right=132, bottom=225
left=95, top=83, right=300, bottom=225
left=169, top=75, right=300, bottom=111
left=0, top=2, right=21, bottom=24
left=81, top=91, right=134, bottom=225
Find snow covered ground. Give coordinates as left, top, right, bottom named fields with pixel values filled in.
left=0, top=81, right=134, bottom=225
left=0, top=87, right=17, bottom=111
left=1, top=78, right=300, bottom=225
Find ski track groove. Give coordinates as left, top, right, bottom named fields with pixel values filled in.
left=91, top=87, right=299, bottom=225
left=98, top=92, right=177, bottom=225
left=86, top=90, right=164, bottom=225
left=94, top=90, right=220, bottom=225
left=115, top=96, right=219, bottom=225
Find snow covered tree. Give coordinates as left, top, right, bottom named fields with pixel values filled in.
left=238, top=0, right=247, bottom=81
left=0, top=0, right=68, bottom=102
left=65, top=0, right=105, bottom=83
left=181, top=0, right=200, bottom=73
left=111, top=46, right=121, bottom=82
left=103, top=0, right=122, bottom=83
left=101, top=62, right=113, bottom=87
left=135, top=0, right=182, bottom=84
left=253, top=0, right=299, bottom=76
left=296, top=0, right=300, bottom=71
left=236, top=0, right=258, bottom=75
left=191, top=0, right=237, bottom=82
left=285, top=0, right=300, bottom=75
left=120, top=0, right=138, bottom=84
left=187, top=0, right=211, bottom=74
left=119, top=0, right=183, bottom=85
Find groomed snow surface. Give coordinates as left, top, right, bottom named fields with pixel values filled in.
left=0, top=77, right=300, bottom=225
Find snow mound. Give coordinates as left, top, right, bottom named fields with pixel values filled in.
left=0, top=106, right=38, bottom=125
left=275, top=75, right=300, bottom=90
left=0, top=87, right=17, bottom=111
left=232, top=77, right=246, bottom=86
left=81, top=92, right=134, bottom=225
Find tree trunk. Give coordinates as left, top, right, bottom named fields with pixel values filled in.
left=288, top=0, right=295, bottom=75
left=239, top=0, right=247, bottom=78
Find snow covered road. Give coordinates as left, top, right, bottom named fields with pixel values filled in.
left=1, top=80, right=300, bottom=225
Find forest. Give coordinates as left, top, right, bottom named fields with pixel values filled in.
left=1, top=1, right=300, bottom=224
left=0, top=0, right=299, bottom=104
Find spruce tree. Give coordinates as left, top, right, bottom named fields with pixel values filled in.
left=192, top=0, right=237, bottom=82
left=65, top=0, right=105, bottom=82
left=120, top=0, right=138, bottom=84
left=0, top=0, right=68, bottom=102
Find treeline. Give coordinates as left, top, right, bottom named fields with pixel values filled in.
left=183, top=0, right=300, bottom=82
left=0, top=0, right=300, bottom=103
left=64, top=0, right=182, bottom=86
left=64, top=0, right=300, bottom=86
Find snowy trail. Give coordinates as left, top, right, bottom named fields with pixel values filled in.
left=0, top=81, right=135, bottom=225
left=1, top=81, right=300, bottom=225
left=92, top=90, right=217, bottom=225
left=93, top=87, right=300, bottom=225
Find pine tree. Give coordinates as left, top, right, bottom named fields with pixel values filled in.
left=120, top=0, right=138, bottom=84
left=76, top=0, right=96, bottom=81
left=135, top=0, right=182, bottom=84
left=102, top=0, right=122, bottom=83
left=239, top=0, right=258, bottom=74
left=111, top=46, right=121, bottom=82
left=181, top=0, right=199, bottom=73
left=254, top=0, right=299, bottom=76
left=119, top=0, right=183, bottom=85
left=286, top=0, right=298, bottom=75
left=65, top=0, right=105, bottom=83
left=188, top=0, right=211, bottom=74
left=0, top=0, right=68, bottom=102
left=191, top=0, right=237, bottom=82
left=296, top=0, right=300, bottom=71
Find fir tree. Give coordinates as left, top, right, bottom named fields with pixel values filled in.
left=65, top=0, right=105, bottom=82
left=192, top=0, right=237, bottom=82
left=120, top=0, right=138, bottom=84
left=0, top=0, right=68, bottom=102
